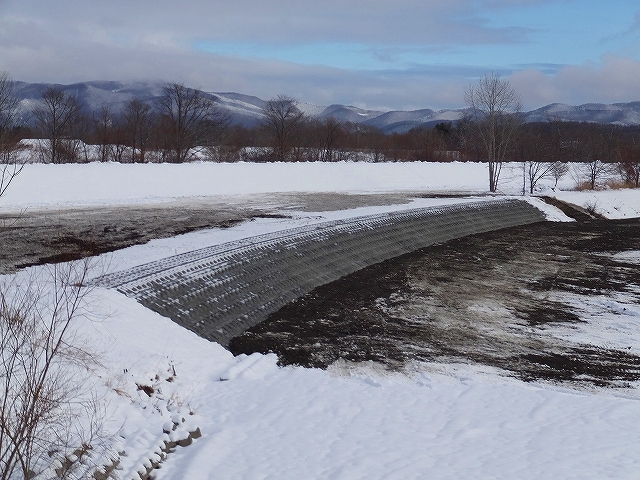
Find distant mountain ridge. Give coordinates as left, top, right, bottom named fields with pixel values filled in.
left=12, top=80, right=640, bottom=134
left=524, top=102, right=640, bottom=125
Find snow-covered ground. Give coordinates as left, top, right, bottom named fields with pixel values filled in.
left=2, top=161, right=492, bottom=209
left=3, top=160, right=639, bottom=218
left=2, top=161, right=640, bottom=479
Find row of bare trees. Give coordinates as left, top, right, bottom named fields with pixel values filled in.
left=0, top=77, right=231, bottom=167
left=251, top=88, right=640, bottom=193
left=0, top=78, right=462, bottom=167
left=2, top=70, right=640, bottom=192
left=234, top=95, right=456, bottom=163
left=27, top=83, right=230, bottom=164
left=462, top=72, right=640, bottom=191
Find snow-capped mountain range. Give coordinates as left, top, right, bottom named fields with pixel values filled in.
left=12, top=81, right=640, bottom=133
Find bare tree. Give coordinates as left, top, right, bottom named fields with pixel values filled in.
left=34, top=87, right=82, bottom=164
left=0, top=72, right=25, bottom=202
left=516, top=128, right=554, bottom=194
left=0, top=73, right=19, bottom=159
left=525, top=161, right=556, bottom=194
left=620, top=159, right=640, bottom=188
left=122, top=98, right=154, bottom=163
left=618, top=135, right=640, bottom=188
left=289, top=117, right=313, bottom=162
left=317, top=117, right=344, bottom=162
left=578, top=159, right=613, bottom=190
left=550, top=161, right=569, bottom=189
left=156, top=83, right=229, bottom=163
left=0, top=260, right=102, bottom=479
left=108, top=122, right=129, bottom=164
left=412, top=125, right=449, bottom=161
left=261, top=95, right=305, bottom=161
left=353, top=124, right=387, bottom=162
left=91, top=107, right=128, bottom=163
left=92, top=106, right=115, bottom=163
left=464, top=72, right=522, bottom=192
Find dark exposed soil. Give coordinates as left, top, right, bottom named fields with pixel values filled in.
left=0, top=192, right=421, bottom=275
left=0, top=205, right=255, bottom=273
left=230, top=218, right=640, bottom=387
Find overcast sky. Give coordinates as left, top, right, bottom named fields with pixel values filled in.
left=1, top=0, right=639, bottom=110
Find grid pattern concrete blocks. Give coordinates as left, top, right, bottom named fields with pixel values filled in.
left=94, top=199, right=546, bottom=345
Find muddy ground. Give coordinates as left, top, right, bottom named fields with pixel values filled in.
left=230, top=217, right=640, bottom=387
left=0, top=192, right=420, bottom=275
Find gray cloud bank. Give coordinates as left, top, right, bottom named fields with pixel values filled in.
left=1, top=0, right=640, bottom=110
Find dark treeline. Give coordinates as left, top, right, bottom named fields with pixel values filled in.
left=7, top=85, right=640, bottom=189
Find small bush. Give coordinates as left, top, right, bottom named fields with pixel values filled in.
left=584, top=200, right=599, bottom=216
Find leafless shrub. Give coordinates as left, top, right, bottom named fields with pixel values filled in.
left=584, top=200, right=600, bottom=216
left=605, top=178, right=633, bottom=190
left=0, top=260, right=104, bottom=479
left=205, top=145, right=241, bottom=163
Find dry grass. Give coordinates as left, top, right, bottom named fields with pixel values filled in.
left=571, top=179, right=634, bottom=191
left=605, top=179, right=636, bottom=190
left=573, top=180, right=596, bottom=191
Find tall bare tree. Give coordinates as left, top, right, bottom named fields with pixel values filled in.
left=0, top=72, right=23, bottom=201
left=34, top=87, right=82, bottom=164
left=261, top=95, right=305, bottom=161
left=122, top=98, right=154, bottom=163
left=92, top=106, right=115, bottom=163
left=317, top=117, right=344, bottom=162
left=464, top=73, right=522, bottom=192
left=156, top=83, right=229, bottom=163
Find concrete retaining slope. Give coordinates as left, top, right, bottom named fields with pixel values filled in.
left=95, top=199, right=546, bottom=345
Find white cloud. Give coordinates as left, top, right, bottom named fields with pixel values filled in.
left=510, top=55, right=640, bottom=108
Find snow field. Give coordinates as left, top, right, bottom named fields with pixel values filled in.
left=2, top=161, right=488, bottom=209
left=3, top=160, right=639, bottom=219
